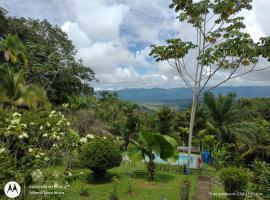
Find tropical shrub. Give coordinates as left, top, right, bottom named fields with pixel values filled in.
left=63, top=129, right=80, bottom=169
left=212, top=142, right=237, bottom=169
left=67, top=95, right=97, bottom=110
left=220, top=167, right=249, bottom=200
left=250, top=161, right=270, bottom=199
left=79, top=135, right=122, bottom=180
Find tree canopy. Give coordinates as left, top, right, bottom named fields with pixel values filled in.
left=0, top=9, right=95, bottom=104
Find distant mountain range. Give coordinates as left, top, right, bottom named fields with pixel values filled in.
left=117, top=86, right=270, bottom=109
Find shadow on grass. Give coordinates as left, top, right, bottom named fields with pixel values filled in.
left=86, top=171, right=119, bottom=184
left=131, top=170, right=175, bottom=183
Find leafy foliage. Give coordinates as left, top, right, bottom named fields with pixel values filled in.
left=150, top=39, right=196, bottom=61
left=150, top=0, right=270, bottom=169
left=0, top=65, right=49, bottom=109
left=250, top=161, right=270, bottom=199
left=212, top=142, right=236, bottom=169
left=121, top=103, right=142, bottom=150
left=128, top=131, right=177, bottom=180
left=0, top=11, right=96, bottom=104
left=157, top=106, right=174, bottom=135
left=233, top=120, right=270, bottom=164
left=0, top=34, right=28, bottom=66
left=0, top=110, right=75, bottom=194
left=204, top=92, right=237, bottom=143
left=220, top=167, right=249, bottom=200
left=79, top=135, right=122, bottom=180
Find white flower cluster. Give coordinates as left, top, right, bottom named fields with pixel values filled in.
left=38, top=110, right=70, bottom=141
left=31, top=169, right=43, bottom=182
left=0, top=147, right=5, bottom=154
left=18, top=132, right=29, bottom=139
left=49, top=110, right=70, bottom=127
left=12, top=112, right=21, bottom=117
left=48, top=110, right=57, bottom=118
left=35, top=152, right=45, bottom=159
left=79, top=134, right=95, bottom=144
left=79, top=137, right=87, bottom=143
left=52, top=132, right=60, bottom=140
left=3, top=112, right=28, bottom=139
left=53, top=171, right=60, bottom=178
left=46, top=122, right=51, bottom=127
left=86, top=134, right=95, bottom=139
left=1, top=110, right=73, bottom=168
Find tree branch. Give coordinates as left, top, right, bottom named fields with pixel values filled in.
left=167, top=60, right=193, bottom=90
left=200, top=60, right=270, bottom=95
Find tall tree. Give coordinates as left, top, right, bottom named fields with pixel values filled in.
left=0, top=10, right=95, bottom=104
left=150, top=0, right=270, bottom=168
left=121, top=103, right=141, bottom=151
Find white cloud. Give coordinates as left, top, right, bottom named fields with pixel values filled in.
left=243, top=8, right=266, bottom=42
left=69, top=0, right=129, bottom=42
left=2, top=0, right=270, bottom=89
left=61, top=22, right=92, bottom=47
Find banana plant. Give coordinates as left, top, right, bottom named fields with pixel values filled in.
left=128, top=131, right=177, bottom=181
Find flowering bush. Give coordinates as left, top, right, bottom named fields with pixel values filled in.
left=79, top=135, right=122, bottom=180
left=0, top=110, right=78, bottom=194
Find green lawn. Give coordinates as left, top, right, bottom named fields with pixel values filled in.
left=21, top=163, right=203, bottom=200
left=0, top=162, right=224, bottom=200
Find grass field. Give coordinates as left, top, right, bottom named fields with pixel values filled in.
left=2, top=162, right=225, bottom=200
left=21, top=163, right=201, bottom=200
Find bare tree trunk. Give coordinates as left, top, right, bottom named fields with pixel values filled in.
left=187, top=14, right=206, bottom=170
left=187, top=89, right=198, bottom=169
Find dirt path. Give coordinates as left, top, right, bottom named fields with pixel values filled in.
left=193, top=176, right=212, bottom=200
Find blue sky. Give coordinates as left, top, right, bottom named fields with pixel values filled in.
left=1, top=0, right=270, bottom=89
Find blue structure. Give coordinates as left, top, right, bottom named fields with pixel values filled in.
left=202, top=150, right=211, bottom=164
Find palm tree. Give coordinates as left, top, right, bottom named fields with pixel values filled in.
left=121, top=103, right=141, bottom=151
left=0, top=35, right=28, bottom=67
left=203, top=92, right=237, bottom=143
left=234, top=120, right=270, bottom=164
left=0, top=66, right=48, bottom=109
left=128, top=131, right=177, bottom=181
left=157, top=106, right=174, bottom=135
